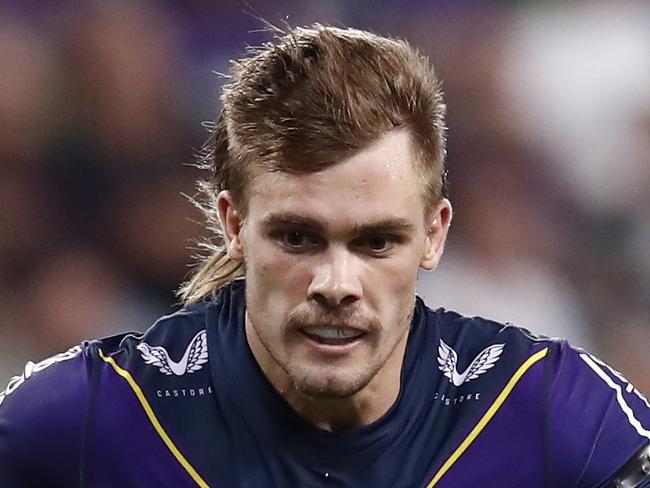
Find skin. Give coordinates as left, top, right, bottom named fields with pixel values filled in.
left=218, top=129, right=452, bottom=431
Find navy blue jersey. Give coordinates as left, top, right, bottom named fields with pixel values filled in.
left=1, top=280, right=649, bottom=487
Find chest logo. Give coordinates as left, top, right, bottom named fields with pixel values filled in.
left=437, top=339, right=505, bottom=387
left=137, top=330, right=208, bottom=376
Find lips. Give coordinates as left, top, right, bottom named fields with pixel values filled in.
left=300, top=325, right=366, bottom=346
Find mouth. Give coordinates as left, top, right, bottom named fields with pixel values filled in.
left=299, top=325, right=367, bottom=348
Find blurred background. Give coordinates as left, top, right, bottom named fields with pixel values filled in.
left=1, top=0, right=649, bottom=392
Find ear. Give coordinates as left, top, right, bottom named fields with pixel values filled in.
left=420, top=198, right=452, bottom=270
left=216, top=190, right=245, bottom=261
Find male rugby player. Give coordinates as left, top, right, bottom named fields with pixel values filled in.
left=1, top=25, right=650, bottom=487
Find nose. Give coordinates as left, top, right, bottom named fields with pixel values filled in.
left=307, top=247, right=362, bottom=308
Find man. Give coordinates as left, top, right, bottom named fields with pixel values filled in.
left=1, top=24, right=649, bottom=487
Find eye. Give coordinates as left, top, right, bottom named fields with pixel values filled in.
left=356, top=235, right=399, bottom=255
left=367, top=236, right=390, bottom=252
left=273, top=230, right=322, bottom=252
left=285, top=231, right=307, bottom=248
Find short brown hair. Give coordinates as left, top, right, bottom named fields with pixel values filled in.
left=179, top=24, right=447, bottom=304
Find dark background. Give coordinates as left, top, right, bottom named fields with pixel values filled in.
left=1, top=0, right=649, bottom=393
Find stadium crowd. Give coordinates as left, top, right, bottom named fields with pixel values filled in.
left=1, top=0, right=649, bottom=394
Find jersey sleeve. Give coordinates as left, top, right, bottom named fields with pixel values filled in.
left=0, top=345, right=93, bottom=487
left=545, top=340, right=650, bottom=487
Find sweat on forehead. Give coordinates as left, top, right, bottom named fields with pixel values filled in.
left=238, top=132, right=437, bottom=249
left=239, top=128, right=429, bottom=213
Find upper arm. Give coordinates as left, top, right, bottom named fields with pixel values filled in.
left=545, top=341, right=650, bottom=487
left=0, top=345, right=93, bottom=487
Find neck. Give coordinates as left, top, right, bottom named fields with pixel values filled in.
left=245, top=316, right=409, bottom=432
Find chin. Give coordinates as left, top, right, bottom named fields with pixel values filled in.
left=289, top=365, right=376, bottom=399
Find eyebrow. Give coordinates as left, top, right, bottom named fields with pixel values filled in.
left=260, top=213, right=416, bottom=235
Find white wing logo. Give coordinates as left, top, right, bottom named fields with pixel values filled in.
left=437, top=339, right=505, bottom=387
left=137, top=330, right=208, bottom=376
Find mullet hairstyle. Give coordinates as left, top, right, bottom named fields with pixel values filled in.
left=179, top=24, right=448, bottom=304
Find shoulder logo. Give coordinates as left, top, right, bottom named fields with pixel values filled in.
left=437, top=339, right=505, bottom=387
left=137, top=330, right=208, bottom=376
left=0, top=345, right=83, bottom=407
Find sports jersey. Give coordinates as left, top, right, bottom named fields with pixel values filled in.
left=1, top=280, right=649, bottom=487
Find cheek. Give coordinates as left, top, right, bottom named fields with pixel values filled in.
left=245, top=241, right=312, bottom=304
left=254, top=251, right=309, bottom=286
left=365, top=256, right=419, bottom=317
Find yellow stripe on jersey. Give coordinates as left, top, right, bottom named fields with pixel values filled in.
left=426, top=347, right=549, bottom=487
left=98, top=349, right=210, bottom=488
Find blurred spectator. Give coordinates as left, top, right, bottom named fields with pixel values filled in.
left=500, top=0, right=650, bottom=363
left=503, top=0, right=650, bottom=215
left=418, top=133, right=592, bottom=349
left=26, top=248, right=161, bottom=354
left=0, top=0, right=648, bottom=389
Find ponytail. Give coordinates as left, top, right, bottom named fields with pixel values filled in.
left=178, top=250, right=244, bottom=304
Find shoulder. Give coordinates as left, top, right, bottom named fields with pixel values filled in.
left=0, top=302, right=214, bottom=486
left=544, top=340, right=650, bottom=486
left=0, top=342, right=93, bottom=485
left=87, top=284, right=241, bottom=429
left=418, top=300, right=550, bottom=370
left=97, top=302, right=212, bottom=379
left=414, top=299, right=554, bottom=422
left=418, top=302, right=650, bottom=484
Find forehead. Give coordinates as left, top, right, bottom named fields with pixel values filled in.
left=246, top=130, right=426, bottom=228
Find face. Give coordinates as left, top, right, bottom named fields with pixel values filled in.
left=219, top=129, right=451, bottom=399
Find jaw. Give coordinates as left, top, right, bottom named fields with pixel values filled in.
left=286, top=326, right=411, bottom=430
left=245, top=307, right=412, bottom=430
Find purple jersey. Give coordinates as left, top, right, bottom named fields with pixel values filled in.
left=1, top=281, right=649, bottom=487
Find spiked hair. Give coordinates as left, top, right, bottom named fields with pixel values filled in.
left=179, top=24, right=447, bottom=304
